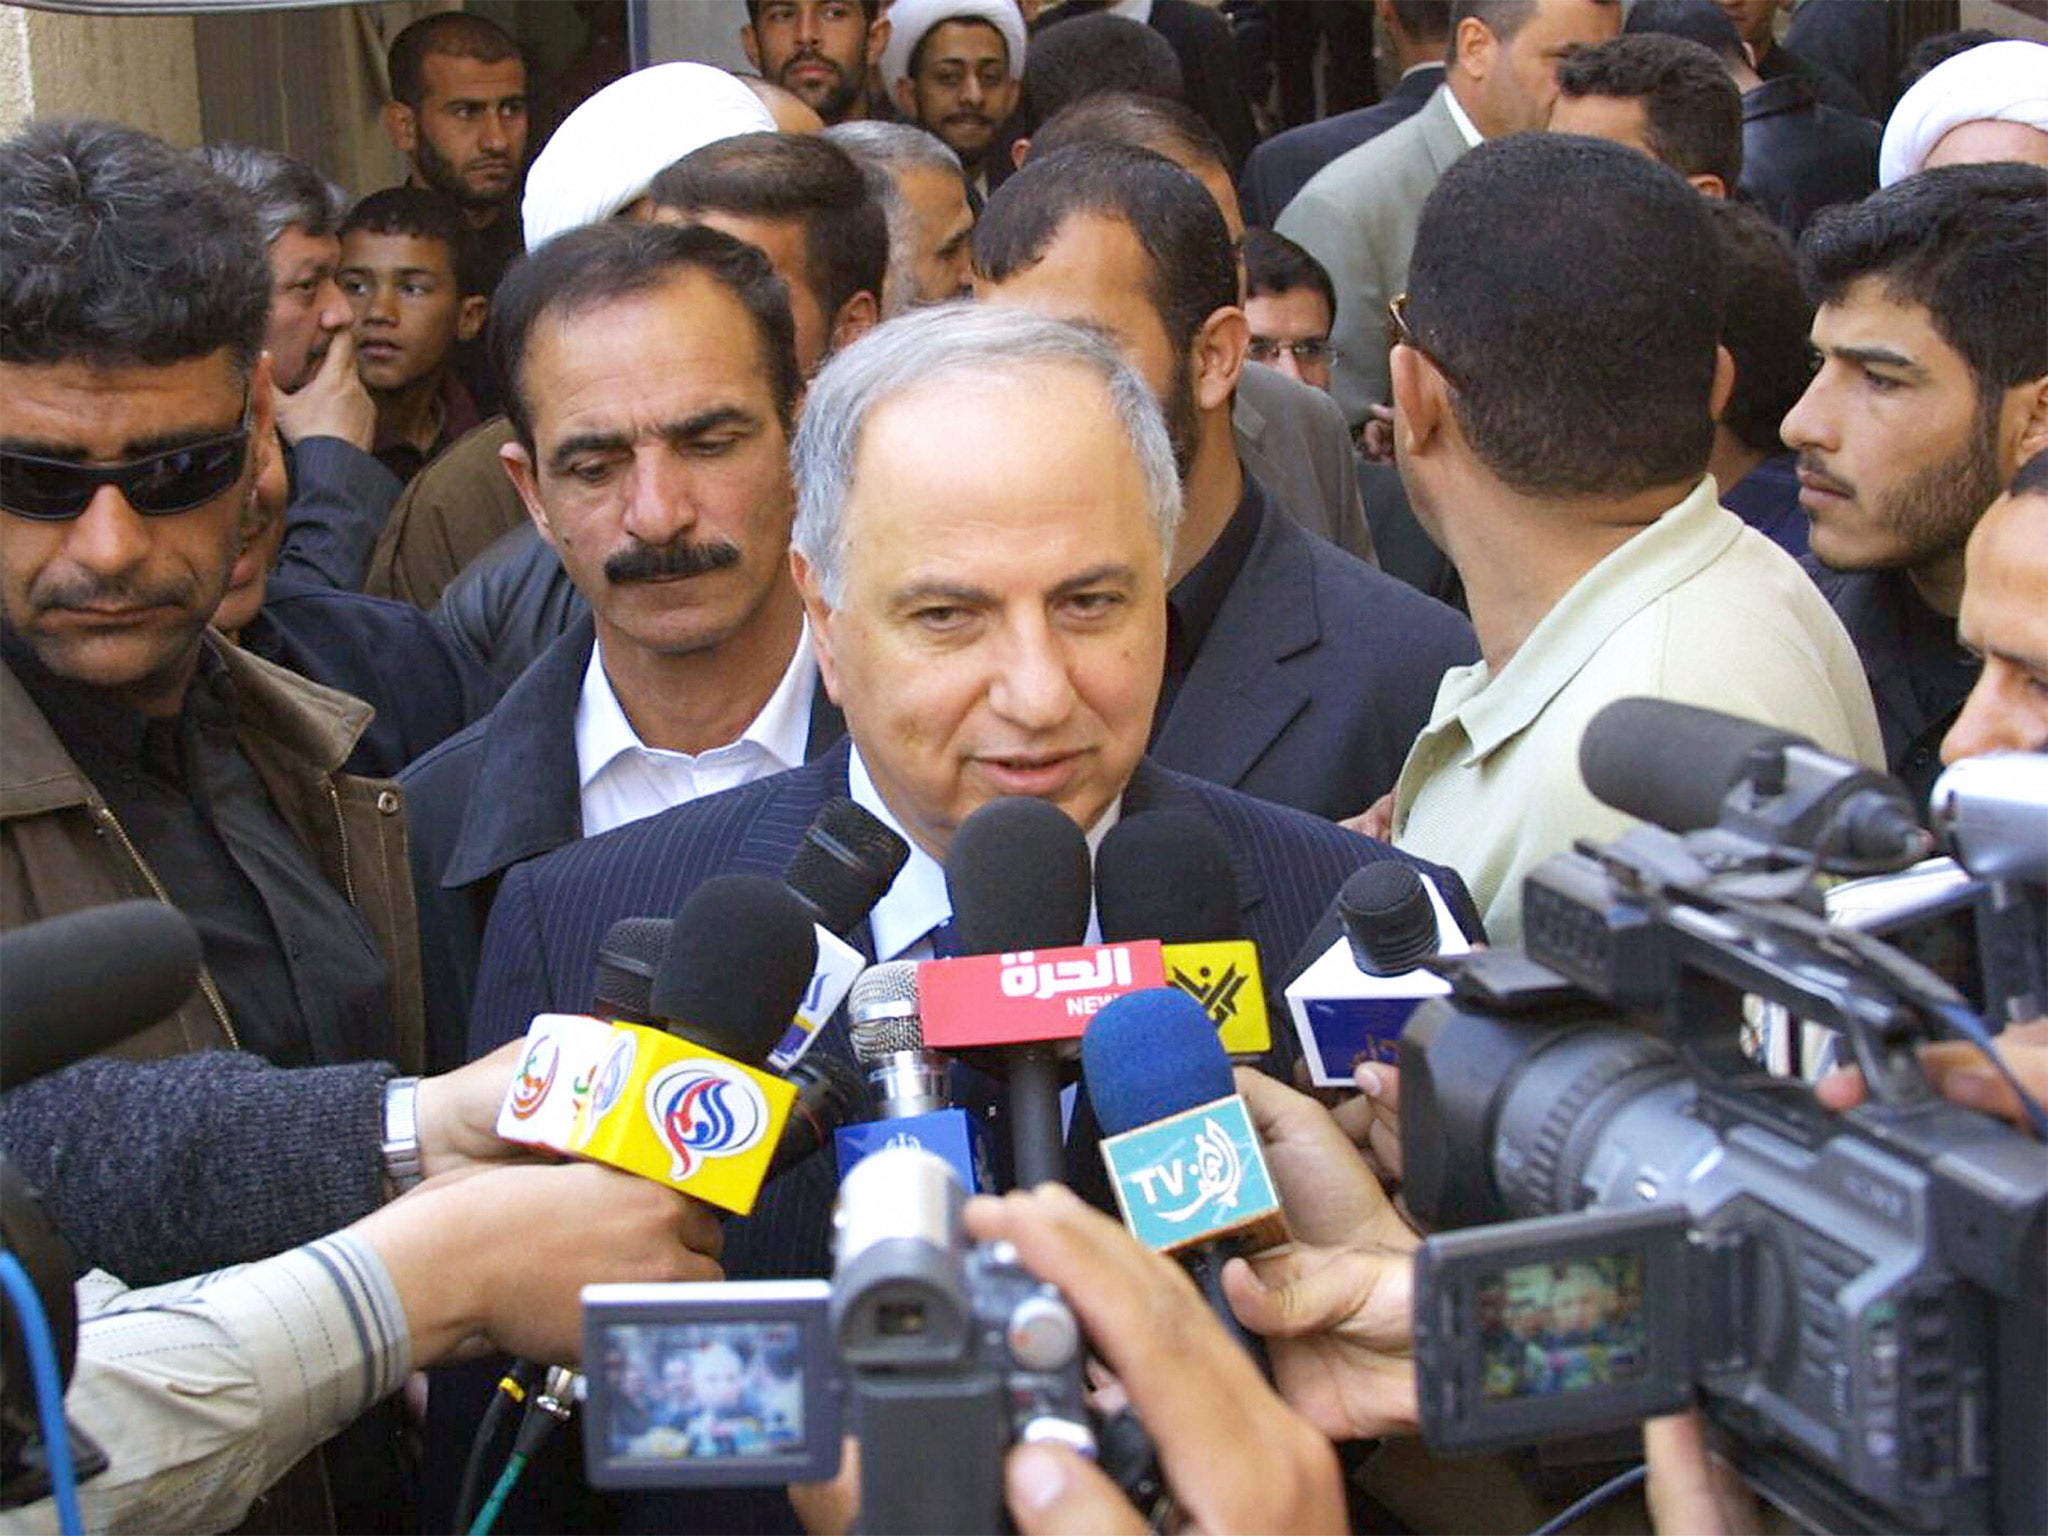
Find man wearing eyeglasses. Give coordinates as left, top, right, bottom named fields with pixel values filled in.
left=0, top=120, right=423, bottom=1082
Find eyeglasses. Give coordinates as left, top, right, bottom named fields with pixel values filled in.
left=1386, top=293, right=1463, bottom=392
left=1247, top=337, right=1338, bottom=367
left=1, top=406, right=253, bottom=523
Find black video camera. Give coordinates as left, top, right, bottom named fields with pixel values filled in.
left=582, top=1144, right=1093, bottom=1534
left=1400, top=702, right=2048, bottom=1535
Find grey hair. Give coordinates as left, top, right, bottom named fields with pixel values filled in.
left=193, top=143, right=348, bottom=248
left=0, top=119, right=271, bottom=375
left=823, top=121, right=966, bottom=318
left=792, top=302, right=1183, bottom=606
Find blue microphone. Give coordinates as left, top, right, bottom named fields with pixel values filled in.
left=834, top=960, right=993, bottom=1192
left=1082, top=989, right=1288, bottom=1367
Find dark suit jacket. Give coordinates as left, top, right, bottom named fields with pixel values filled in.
left=452, top=738, right=1473, bottom=1532
left=1740, top=75, right=1879, bottom=240
left=1155, top=477, right=1476, bottom=820
left=402, top=615, right=844, bottom=1073
left=1239, top=63, right=1444, bottom=229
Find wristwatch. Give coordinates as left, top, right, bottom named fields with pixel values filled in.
left=381, top=1075, right=425, bottom=1196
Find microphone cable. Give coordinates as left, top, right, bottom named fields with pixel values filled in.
left=449, top=1359, right=544, bottom=1535
left=0, top=1249, right=82, bottom=1535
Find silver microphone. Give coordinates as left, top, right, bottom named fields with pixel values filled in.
left=847, top=960, right=949, bottom=1118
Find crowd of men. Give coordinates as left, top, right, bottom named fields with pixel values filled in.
left=2, top=1, right=2045, bottom=1532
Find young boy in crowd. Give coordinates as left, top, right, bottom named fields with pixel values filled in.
left=337, top=187, right=488, bottom=483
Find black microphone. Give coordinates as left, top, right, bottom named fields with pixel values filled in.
left=1096, top=811, right=1239, bottom=945
left=648, top=874, right=819, bottom=1066
left=592, top=916, right=671, bottom=1022
left=1578, top=697, right=1929, bottom=866
left=944, top=796, right=1095, bottom=1188
left=0, top=903, right=201, bottom=1091
left=783, top=797, right=911, bottom=937
left=766, top=1052, right=863, bottom=1180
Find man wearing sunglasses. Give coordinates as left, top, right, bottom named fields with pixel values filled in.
left=1, top=119, right=424, bottom=1084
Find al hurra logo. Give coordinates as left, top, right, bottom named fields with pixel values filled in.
left=1169, top=958, right=1248, bottom=1027
left=509, top=1038, right=559, bottom=1120
left=646, top=1061, right=771, bottom=1180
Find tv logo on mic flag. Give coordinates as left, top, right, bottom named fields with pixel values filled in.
left=1099, top=1095, right=1283, bottom=1254
left=495, top=1013, right=615, bottom=1152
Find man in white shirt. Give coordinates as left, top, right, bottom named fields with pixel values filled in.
left=400, top=221, right=846, bottom=1072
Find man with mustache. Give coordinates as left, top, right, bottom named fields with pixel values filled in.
left=1782, top=163, right=2048, bottom=807
left=880, top=0, right=1028, bottom=199
left=399, top=220, right=846, bottom=1074
left=741, top=0, right=892, bottom=125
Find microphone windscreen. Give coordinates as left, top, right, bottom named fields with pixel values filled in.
left=1082, top=987, right=1235, bottom=1136
left=784, top=798, right=911, bottom=937
left=0, top=902, right=202, bottom=1091
left=1337, top=863, right=1438, bottom=975
left=1579, top=698, right=1808, bottom=834
left=847, top=960, right=924, bottom=1062
left=651, top=874, right=818, bottom=1064
left=1096, top=812, right=1239, bottom=944
left=592, top=916, right=671, bottom=1020
left=944, top=796, right=1093, bottom=954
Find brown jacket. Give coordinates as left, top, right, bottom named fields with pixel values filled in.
left=0, top=637, right=426, bottom=1074
left=363, top=415, right=524, bottom=610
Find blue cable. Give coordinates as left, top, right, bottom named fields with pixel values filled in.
left=1932, top=1000, right=2048, bottom=1140
left=0, top=1249, right=83, bottom=1535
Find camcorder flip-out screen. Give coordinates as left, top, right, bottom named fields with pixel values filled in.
left=1413, top=1204, right=1694, bottom=1455
left=582, top=1281, right=843, bottom=1488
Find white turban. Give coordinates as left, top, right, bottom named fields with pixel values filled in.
left=1879, top=39, right=2048, bottom=187
left=522, top=64, right=777, bottom=249
left=878, top=0, right=1028, bottom=96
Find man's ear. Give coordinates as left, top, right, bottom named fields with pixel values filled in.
left=740, top=23, right=764, bottom=72
left=1011, top=135, right=1033, bottom=170
left=2008, top=374, right=2048, bottom=472
left=1709, top=343, right=1736, bottom=423
left=892, top=76, right=918, bottom=119
left=1688, top=173, right=1729, bottom=199
left=1389, top=341, right=1444, bottom=457
left=246, top=355, right=284, bottom=535
left=1193, top=306, right=1250, bottom=412
left=789, top=547, right=842, bottom=704
left=384, top=101, right=419, bottom=158
left=865, top=14, right=891, bottom=68
left=500, top=438, right=557, bottom=549
left=830, top=289, right=881, bottom=355
left=1453, top=15, right=1495, bottom=81
left=456, top=295, right=490, bottom=344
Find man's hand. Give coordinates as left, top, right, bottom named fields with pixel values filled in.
left=1340, top=790, right=1396, bottom=840
left=1236, top=1067, right=1410, bottom=1248
left=1816, top=1017, right=2048, bottom=1135
left=359, top=1161, right=725, bottom=1367
left=1645, top=1412, right=1758, bottom=1535
left=1222, top=1238, right=1418, bottom=1441
left=415, top=1041, right=532, bottom=1179
left=966, top=1185, right=1346, bottom=1536
left=1357, top=403, right=1396, bottom=463
left=272, top=330, right=376, bottom=450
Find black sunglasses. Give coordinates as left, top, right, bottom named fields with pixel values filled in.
left=0, top=409, right=253, bottom=522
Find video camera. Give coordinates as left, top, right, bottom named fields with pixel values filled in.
left=581, top=1143, right=1093, bottom=1533
left=1400, top=700, right=2048, bottom=1536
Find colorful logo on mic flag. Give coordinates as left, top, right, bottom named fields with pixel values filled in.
left=508, top=1037, right=559, bottom=1120
left=1100, top=1095, right=1283, bottom=1254
left=645, top=1061, right=771, bottom=1180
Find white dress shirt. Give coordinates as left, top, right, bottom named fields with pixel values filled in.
left=848, top=745, right=1121, bottom=962
left=575, top=626, right=817, bottom=838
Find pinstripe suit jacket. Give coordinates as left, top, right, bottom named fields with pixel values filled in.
left=469, top=737, right=1474, bottom=1280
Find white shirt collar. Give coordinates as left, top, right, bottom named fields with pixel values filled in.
left=1443, top=84, right=1486, bottom=148
left=573, top=625, right=817, bottom=836
left=1108, top=0, right=1154, bottom=22
left=847, top=744, right=1122, bottom=962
